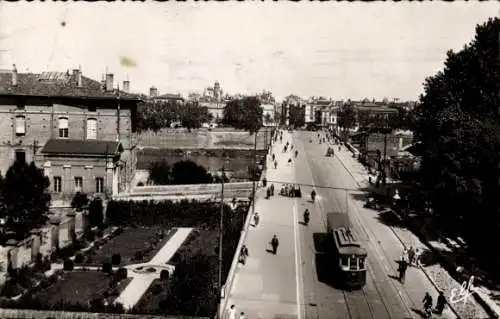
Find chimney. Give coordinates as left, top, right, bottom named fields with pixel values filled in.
left=12, top=64, right=18, bottom=86
left=73, top=68, right=82, bottom=87
left=105, top=73, right=114, bottom=92
left=150, top=86, right=158, bottom=97
left=123, top=80, right=130, bottom=93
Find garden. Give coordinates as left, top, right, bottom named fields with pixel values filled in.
left=0, top=199, right=249, bottom=317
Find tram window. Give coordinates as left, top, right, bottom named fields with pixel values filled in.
left=349, top=257, right=357, bottom=270
left=359, top=258, right=365, bottom=270
left=340, top=256, right=349, bottom=267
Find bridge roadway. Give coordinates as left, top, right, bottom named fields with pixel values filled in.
left=224, top=130, right=456, bottom=319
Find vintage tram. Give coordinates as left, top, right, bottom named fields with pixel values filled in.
left=327, top=212, right=367, bottom=289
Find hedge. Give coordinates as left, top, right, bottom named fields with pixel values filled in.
left=105, top=199, right=236, bottom=229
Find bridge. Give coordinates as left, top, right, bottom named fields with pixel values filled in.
left=113, top=182, right=255, bottom=202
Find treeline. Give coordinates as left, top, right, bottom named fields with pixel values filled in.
left=137, top=96, right=265, bottom=135
left=136, top=100, right=213, bottom=132
left=411, top=17, right=500, bottom=256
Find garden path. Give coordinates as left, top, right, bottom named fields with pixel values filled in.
left=114, top=227, right=193, bottom=310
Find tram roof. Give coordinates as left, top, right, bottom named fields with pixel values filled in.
left=333, top=227, right=368, bottom=257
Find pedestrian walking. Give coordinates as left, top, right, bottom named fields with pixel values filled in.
left=274, top=161, right=278, bottom=169
left=266, top=187, right=271, bottom=199
left=239, top=312, right=246, bottom=319
left=398, top=259, right=408, bottom=283
left=414, top=248, right=422, bottom=267
left=401, top=248, right=408, bottom=263
left=271, top=234, right=279, bottom=255
left=435, top=290, right=446, bottom=315
left=423, top=292, right=433, bottom=312
left=272, top=153, right=275, bottom=162
left=239, top=245, right=249, bottom=264
left=253, top=212, right=260, bottom=226
left=408, top=246, right=415, bottom=266
left=270, top=183, right=275, bottom=196
left=227, top=304, right=237, bottom=319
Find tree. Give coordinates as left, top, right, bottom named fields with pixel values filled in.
left=1, top=160, right=50, bottom=237
left=179, top=101, right=212, bottom=131
left=148, top=161, right=172, bottom=185
left=288, top=104, right=305, bottom=128
left=413, top=17, right=500, bottom=251
left=338, top=104, right=357, bottom=130
left=222, top=97, right=263, bottom=134
left=88, top=197, right=104, bottom=229
left=71, top=192, right=89, bottom=212
left=170, top=160, right=213, bottom=185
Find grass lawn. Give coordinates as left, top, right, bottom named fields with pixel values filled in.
left=30, top=271, right=115, bottom=306
left=168, top=229, right=219, bottom=265
left=85, top=227, right=176, bottom=266
left=135, top=229, right=218, bottom=314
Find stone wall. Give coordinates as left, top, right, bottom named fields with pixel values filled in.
left=0, top=211, right=88, bottom=279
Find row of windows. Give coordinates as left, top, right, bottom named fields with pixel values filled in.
left=53, top=176, right=104, bottom=193
left=14, top=116, right=97, bottom=139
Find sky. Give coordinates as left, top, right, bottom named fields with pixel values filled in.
left=0, top=2, right=498, bottom=102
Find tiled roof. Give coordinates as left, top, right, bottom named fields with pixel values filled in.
left=41, top=139, right=122, bottom=156
left=0, top=71, right=141, bottom=100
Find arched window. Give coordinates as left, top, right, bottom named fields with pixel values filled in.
left=15, top=115, right=26, bottom=136
left=58, top=117, right=68, bottom=138
left=86, top=118, right=97, bottom=140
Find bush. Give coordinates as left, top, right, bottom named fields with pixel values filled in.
left=111, top=253, right=121, bottom=265
left=134, top=251, right=144, bottom=261
left=116, top=268, right=128, bottom=281
left=160, top=269, right=169, bottom=281
left=88, top=198, right=104, bottom=229
left=74, top=253, right=84, bottom=264
left=150, top=283, right=163, bottom=295
left=71, top=192, right=89, bottom=211
left=63, top=259, right=74, bottom=271
left=102, top=262, right=112, bottom=274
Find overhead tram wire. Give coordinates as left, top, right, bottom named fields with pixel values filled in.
left=263, top=179, right=359, bottom=192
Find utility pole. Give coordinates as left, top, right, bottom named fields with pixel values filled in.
left=251, top=131, right=257, bottom=216
left=218, top=166, right=225, bottom=303
left=383, top=132, right=387, bottom=185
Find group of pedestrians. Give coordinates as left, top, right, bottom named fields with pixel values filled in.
left=398, top=246, right=422, bottom=283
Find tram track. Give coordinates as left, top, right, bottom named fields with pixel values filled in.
left=298, top=131, right=412, bottom=319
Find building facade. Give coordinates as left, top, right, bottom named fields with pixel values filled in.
left=0, top=66, right=141, bottom=205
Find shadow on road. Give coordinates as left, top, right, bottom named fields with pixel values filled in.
left=410, top=307, right=430, bottom=319
left=313, top=232, right=345, bottom=290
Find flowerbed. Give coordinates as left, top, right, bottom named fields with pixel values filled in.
left=77, top=227, right=176, bottom=266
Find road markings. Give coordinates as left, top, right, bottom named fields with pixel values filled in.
left=293, top=200, right=304, bottom=319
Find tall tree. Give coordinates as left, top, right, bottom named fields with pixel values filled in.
left=288, top=104, right=305, bottom=128
left=413, top=17, right=500, bottom=250
left=222, top=97, right=263, bottom=134
left=180, top=101, right=212, bottom=131
left=338, top=104, right=357, bottom=131
left=2, top=160, right=51, bottom=237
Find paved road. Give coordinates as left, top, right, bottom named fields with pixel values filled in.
left=224, top=129, right=457, bottom=319
left=286, top=130, right=456, bottom=319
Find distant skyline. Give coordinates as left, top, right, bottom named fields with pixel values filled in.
left=0, top=2, right=497, bottom=101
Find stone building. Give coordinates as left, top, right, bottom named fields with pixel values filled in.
left=0, top=65, right=142, bottom=206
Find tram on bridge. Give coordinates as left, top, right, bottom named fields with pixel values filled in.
left=327, top=212, right=367, bottom=290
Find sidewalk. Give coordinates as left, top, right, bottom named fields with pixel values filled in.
left=332, top=138, right=492, bottom=319
left=224, top=131, right=301, bottom=319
